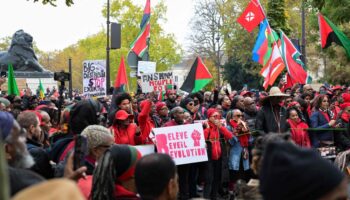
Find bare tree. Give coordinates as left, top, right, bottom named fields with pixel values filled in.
left=188, top=0, right=225, bottom=84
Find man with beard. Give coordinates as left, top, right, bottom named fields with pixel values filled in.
left=17, top=111, right=54, bottom=179
left=0, top=111, right=44, bottom=196
left=165, top=89, right=179, bottom=110
left=243, top=97, right=258, bottom=132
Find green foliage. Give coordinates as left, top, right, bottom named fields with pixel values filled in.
left=31, top=0, right=74, bottom=6
left=38, top=0, right=182, bottom=91
left=223, top=57, right=263, bottom=90
left=267, top=0, right=291, bottom=35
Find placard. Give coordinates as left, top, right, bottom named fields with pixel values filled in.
left=138, top=61, right=156, bottom=76
left=83, top=60, right=106, bottom=97
left=133, top=145, right=155, bottom=156
left=152, top=123, right=208, bottom=165
left=141, top=71, right=174, bottom=93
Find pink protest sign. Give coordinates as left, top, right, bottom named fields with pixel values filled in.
left=152, top=123, right=208, bottom=165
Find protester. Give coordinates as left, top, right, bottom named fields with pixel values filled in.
left=218, top=95, right=231, bottom=118
left=255, top=87, right=289, bottom=135
left=154, top=101, right=170, bottom=127
left=165, top=89, right=178, bottom=110
left=260, top=141, right=348, bottom=200
left=310, top=94, right=337, bottom=147
left=135, top=153, right=178, bottom=200
left=180, top=97, right=200, bottom=121
left=243, top=97, right=258, bottom=132
left=226, top=109, right=252, bottom=196
left=108, top=92, right=132, bottom=126
left=17, top=111, right=54, bottom=179
left=203, top=108, right=233, bottom=200
left=286, top=107, right=311, bottom=147
left=138, top=99, right=156, bottom=144
left=49, top=99, right=104, bottom=163
left=80, top=125, right=114, bottom=175
left=189, top=92, right=207, bottom=119
left=111, top=110, right=143, bottom=145
left=90, top=145, right=141, bottom=200
left=335, top=93, right=350, bottom=151
left=231, top=95, right=245, bottom=112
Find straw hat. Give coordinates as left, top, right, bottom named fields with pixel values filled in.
left=268, top=87, right=289, bottom=97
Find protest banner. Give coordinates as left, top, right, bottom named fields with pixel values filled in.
left=82, top=60, right=106, bottom=97
left=140, top=71, right=174, bottom=93
left=152, top=123, right=208, bottom=165
left=137, top=61, right=156, bottom=76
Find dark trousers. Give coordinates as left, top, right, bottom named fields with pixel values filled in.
left=177, top=164, right=190, bottom=200
left=203, top=159, right=222, bottom=199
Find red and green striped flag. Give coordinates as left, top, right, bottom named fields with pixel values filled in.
left=180, top=57, right=212, bottom=93
left=130, top=0, right=150, bottom=58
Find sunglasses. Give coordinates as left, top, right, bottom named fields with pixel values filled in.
left=188, top=103, right=194, bottom=106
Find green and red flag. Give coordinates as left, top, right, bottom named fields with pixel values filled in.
left=318, top=13, right=350, bottom=58
left=114, top=57, right=128, bottom=93
left=130, top=0, right=150, bottom=58
left=7, top=64, right=19, bottom=96
left=180, top=57, right=212, bottom=93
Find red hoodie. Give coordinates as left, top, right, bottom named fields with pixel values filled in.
left=138, top=100, right=155, bottom=144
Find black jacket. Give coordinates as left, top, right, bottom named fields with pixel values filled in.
left=26, top=138, right=54, bottom=179
left=255, top=104, right=288, bottom=135
left=335, top=115, right=350, bottom=151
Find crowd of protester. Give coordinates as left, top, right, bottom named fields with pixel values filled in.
left=1, top=75, right=350, bottom=200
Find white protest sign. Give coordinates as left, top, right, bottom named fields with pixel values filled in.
left=138, top=61, right=156, bottom=76
left=152, top=123, right=208, bottom=165
left=141, top=71, right=174, bottom=93
left=83, top=60, right=106, bottom=97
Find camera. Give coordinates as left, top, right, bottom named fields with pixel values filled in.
left=54, top=71, right=71, bottom=82
left=0, top=71, right=6, bottom=78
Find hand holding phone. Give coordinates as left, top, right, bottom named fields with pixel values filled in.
left=73, top=135, right=88, bottom=170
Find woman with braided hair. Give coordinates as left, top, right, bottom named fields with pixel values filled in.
left=90, top=145, right=141, bottom=200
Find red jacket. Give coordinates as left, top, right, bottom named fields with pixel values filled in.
left=287, top=119, right=311, bottom=148
left=138, top=100, right=155, bottom=144
left=111, top=123, right=143, bottom=145
left=204, top=122, right=233, bottom=160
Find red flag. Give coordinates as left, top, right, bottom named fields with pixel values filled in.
left=237, top=0, right=265, bottom=32
left=114, top=57, right=128, bottom=91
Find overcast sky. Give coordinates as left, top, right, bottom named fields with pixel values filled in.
left=0, top=0, right=194, bottom=51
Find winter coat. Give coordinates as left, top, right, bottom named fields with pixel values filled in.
left=335, top=112, right=350, bottom=151
left=310, top=110, right=334, bottom=147
left=255, top=104, right=288, bottom=135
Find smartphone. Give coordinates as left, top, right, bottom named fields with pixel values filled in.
left=0, top=71, right=6, bottom=78
left=73, top=135, right=88, bottom=170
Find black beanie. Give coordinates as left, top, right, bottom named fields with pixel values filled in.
left=260, top=142, right=344, bottom=200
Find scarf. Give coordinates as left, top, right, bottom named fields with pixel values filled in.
left=341, top=112, right=350, bottom=123
left=287, top=118, right=310, bottom=147
left=229, top=119, right=249, bottom=147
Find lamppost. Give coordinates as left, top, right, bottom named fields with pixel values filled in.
left=106, top=0, right=111, bottom=92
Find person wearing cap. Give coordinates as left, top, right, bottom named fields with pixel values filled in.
left=90, top=145, right=142, bottom=200
left=335, top=93, right=350, bottom=151
left=255, top=87, right=289, bottom=135
left=154, top=101, right=170, bottom=127
left=111, top=109, right=143, bottom=145
left=243, top=97, right=258, bottom=132
left=203, top=108, right=233, bottom=200
left=0, top=97, right=11, bottom=111
left=260, top=141, right=348, bottom=200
